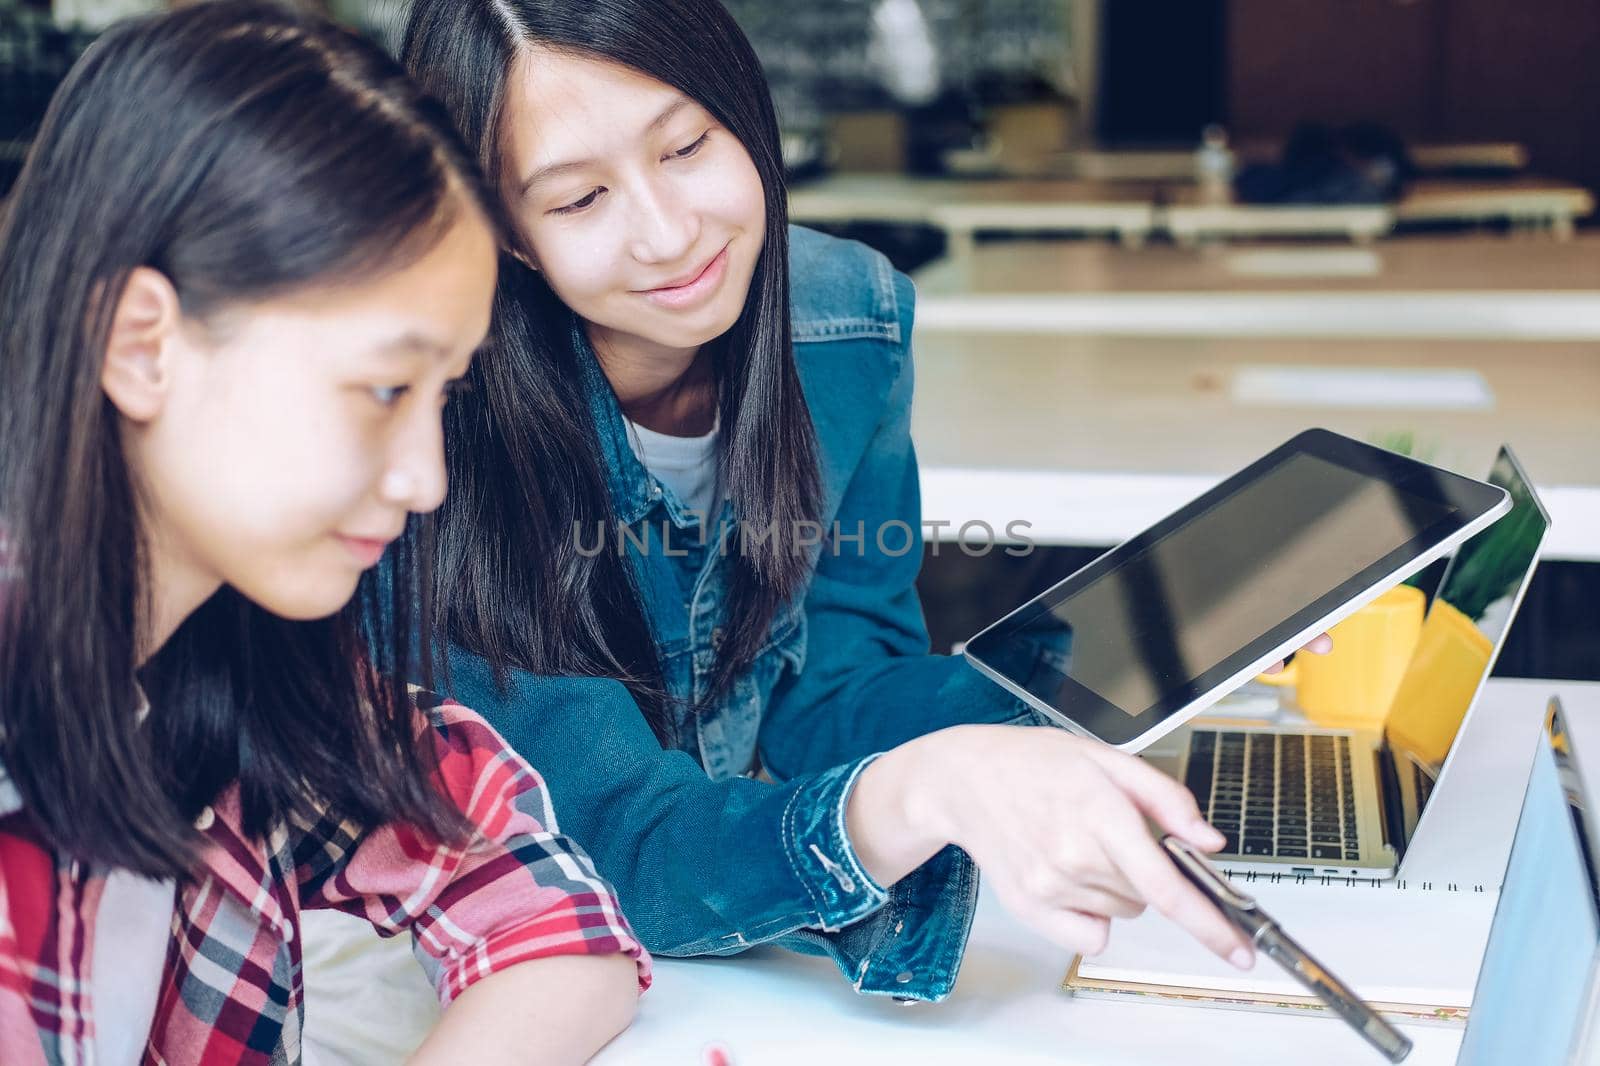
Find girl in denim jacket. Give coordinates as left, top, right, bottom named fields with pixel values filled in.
left=386, top=0, right=1321, bottom=1005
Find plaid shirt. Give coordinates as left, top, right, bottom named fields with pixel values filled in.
left=0, top=693, right=650, bottom=1065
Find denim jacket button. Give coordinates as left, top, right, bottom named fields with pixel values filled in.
left=895, top=970, right=914, bottom=984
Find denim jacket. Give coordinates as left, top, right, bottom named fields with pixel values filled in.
left=446, top=225, right=1037, bottom=1002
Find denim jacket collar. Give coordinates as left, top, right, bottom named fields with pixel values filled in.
left=576, top=320, right=718, bottom=532
left=577, top=320, right=653, bottom=526
left=786, top=223, right=903, bottom=347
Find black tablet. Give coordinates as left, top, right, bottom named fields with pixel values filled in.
left=963, top=429, right=1510, bottom=751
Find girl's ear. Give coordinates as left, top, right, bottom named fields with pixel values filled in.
left=509, top=246, right=540, bottom=273
left=100, top=267, right=184, bottom=423
left=504, top=230, right=540, bottom=273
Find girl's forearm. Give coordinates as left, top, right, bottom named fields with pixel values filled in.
left=409, top=953, right=640, bottom=1066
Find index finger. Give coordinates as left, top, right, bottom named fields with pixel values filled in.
left=1085, top=747, right=1225, bottom=852
left=1095, top=804, right=1254, bottom=967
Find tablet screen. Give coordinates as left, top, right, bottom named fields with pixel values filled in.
left=1035, top=452, right=1452, bottom=716
left=965, top=430, right=1508, bottom=746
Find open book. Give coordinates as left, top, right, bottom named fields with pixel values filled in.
left=1065, top=870, right=1496, bottom=1024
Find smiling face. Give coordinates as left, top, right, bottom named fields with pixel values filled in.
left=497, top=47, right=767, bottom=364
left=107, top=204, right=497, bottom=631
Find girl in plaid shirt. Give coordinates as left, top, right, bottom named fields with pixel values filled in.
left=0, top=4, right=648, bottom=1064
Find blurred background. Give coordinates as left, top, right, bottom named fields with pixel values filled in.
left=4, top=0, right=1596, bottom=678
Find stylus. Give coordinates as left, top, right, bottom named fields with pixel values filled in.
left=1162, top=836, right=1414, bottom=1063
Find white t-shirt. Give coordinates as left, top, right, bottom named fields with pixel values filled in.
left=625, top=414, right=721, bottom=521
left=92, top=870, right=175, bottom=1066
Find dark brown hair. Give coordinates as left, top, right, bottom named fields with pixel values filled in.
left=0, top=0, right=500, bottom=877
left=404, top=0, right=822, bottom=742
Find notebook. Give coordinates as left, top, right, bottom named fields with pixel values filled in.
left=1064, top=870, right=1496, bottom=1024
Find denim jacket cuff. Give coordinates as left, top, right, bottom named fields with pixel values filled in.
left=847, top=843, right=978, bottom=1000
left=780, top=754, right=891, bottom=932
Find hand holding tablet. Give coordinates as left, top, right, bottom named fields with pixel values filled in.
left=1263, top=630, right=1334, bottom=674
left=849, top=431, right=1502, bottom=984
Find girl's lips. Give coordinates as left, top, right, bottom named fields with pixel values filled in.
left=639, top=244, right=729, bottom=310
left=335, top=535, right=391, bottom=568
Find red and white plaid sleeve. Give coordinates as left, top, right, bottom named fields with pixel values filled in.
left=296, top=694, right=651, bottom=1005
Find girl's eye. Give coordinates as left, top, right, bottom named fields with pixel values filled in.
left=370, top=384, right=410, bottom=407
left=553, top=188, right=603, bottom=215
left=670, top=131, right=710, bottom=160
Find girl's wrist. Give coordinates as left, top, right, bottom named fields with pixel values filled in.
left=845, top=730, right=964, bottom=887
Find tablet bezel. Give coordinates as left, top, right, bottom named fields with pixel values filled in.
left=963, top=428, right=1511, bottom=751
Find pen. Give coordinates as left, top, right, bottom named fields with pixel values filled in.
left=1162, top=835, right=1414, bottom=1063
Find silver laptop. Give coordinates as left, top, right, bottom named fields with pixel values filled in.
left=1457, top=696, right=1600, bottom=1066
left=1145, top=445, right=1551, bottom=877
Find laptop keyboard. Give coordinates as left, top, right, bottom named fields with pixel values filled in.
left=1184, top=731, right=1361, bottom=861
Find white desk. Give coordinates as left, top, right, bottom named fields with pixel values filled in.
left=1398, top=179, right=1597, bottom=240
left=787, top=172, right=1594, bottom=252
left=598, top=679, right=1600, bottom=1065
left=1048, top=144, right=1531, bottom=183
left=1163, top=199, right=1394, bottom=247
left=910, top=237, right=1600, bottom=340
left=1165, top=180, right=1594, bottom=244
left=788, top=176, right=1162, bottom=256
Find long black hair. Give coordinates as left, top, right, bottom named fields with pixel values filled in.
left=403, top=0, right=823, bottom=743
left=0, top=0, right=501, bottom=879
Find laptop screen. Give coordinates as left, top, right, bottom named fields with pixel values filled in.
left=1456, top=705, right=1600, bottom=1065
left=1383, top=448, right=1550, bottom=783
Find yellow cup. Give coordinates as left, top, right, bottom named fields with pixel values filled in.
left=1383, top=599, right=1493, bottom=769
left=1257, top=585, right=1425, bottom=730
